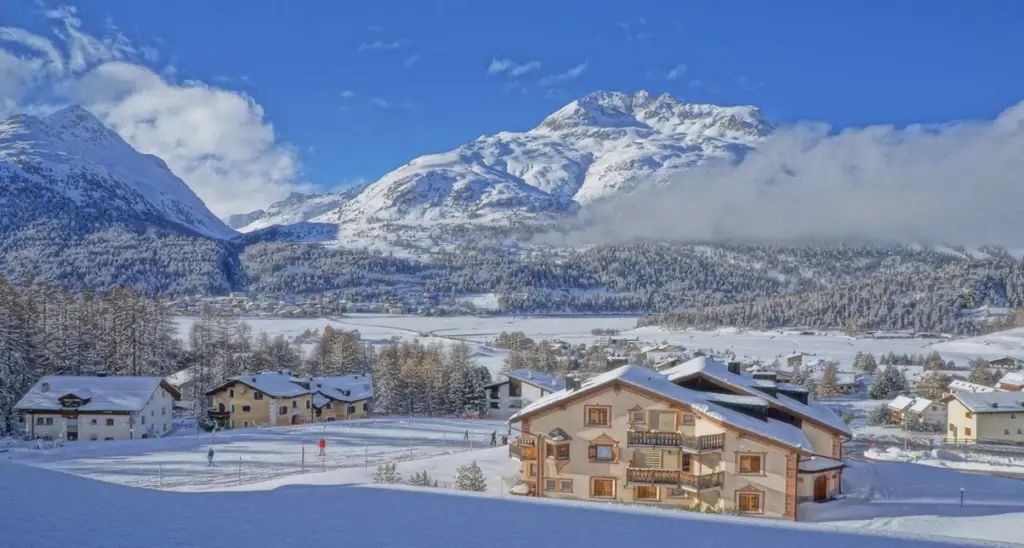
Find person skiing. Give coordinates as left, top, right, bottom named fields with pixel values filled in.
left=463, top=430, right=469, bottom=441
left=318, top=438, right=326, bottom=457
left=501, top=435, right=508, bottom=446
left=490, top=431, right=497, bottom=446
left=207, top=447, right=215, bottom=466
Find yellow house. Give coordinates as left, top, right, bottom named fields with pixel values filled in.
left=206, top=371, right=374, bottom=429
left=509, top=361, right=850, bottom=520
left=943, top=391, right=1024, bottom=444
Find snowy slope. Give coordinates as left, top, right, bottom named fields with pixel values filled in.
left=311, top=91, right=770, bottom=229
left=228, top=184, right=368, bottom=232
left=0, top=106, right=236, bottom=239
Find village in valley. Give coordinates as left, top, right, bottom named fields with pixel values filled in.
left=5, top=312, right=1024, bottom=545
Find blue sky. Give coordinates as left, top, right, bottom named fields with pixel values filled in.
left=2, top=1, right=1023, bottom=213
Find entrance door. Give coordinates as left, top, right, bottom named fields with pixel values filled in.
left=813, top=475, right=827, bottom=501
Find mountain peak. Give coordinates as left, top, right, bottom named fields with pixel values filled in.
left=44, top=105, right=119, bottom=146
left=536, top=90, right=772, bottom=140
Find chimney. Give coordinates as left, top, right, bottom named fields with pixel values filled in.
left=727, top=361, right=742, bottom=375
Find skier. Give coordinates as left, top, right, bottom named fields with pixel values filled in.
left=490, top=431, right=497, bottom=447
left=318, top=438, right=326, bottom=457
left=501, top=435, right=508, bottom=446
left=463, top=430, right=469, bottom=441
left=207, top=447, right=215, bottom=466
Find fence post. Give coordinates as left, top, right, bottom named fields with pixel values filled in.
left=238, top=457, right=242, bottom=486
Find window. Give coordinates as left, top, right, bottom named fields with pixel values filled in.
left=545, top=479, right=556, bottom=491
left=559, top=479, right=572, bottom=492
left=528, top=463, right=537, bottom=477
left=229, top=389, right=234, bottom=397
left=90, top=419, right=97, bottom=425
left=162, top=407, right=166, bottom=416
left=590, top=444, right=614, bottom=462
left=490, top=402, right=500, bottom=409
left=1012, top=414, right=1018, bottom=419
left=738, top=454, right=763, bottom=474
left=1018, top=429, right=1022, bottom=435
left=243, top=421, right=249, bottom=427
left=635, top=485, right=659, bottom=501
left=585, top=405, right=610, bottom=427
left=361, top=402, right=366, bottom=411
left=682, top=414, right=695, bottom=426
left=254, top=391, right=263, bottom=400
left=932, top=406, right=938, bottom=411
left=141, top=416, right=145, bottom=425
left=546, top=444, right=554, bottom=458
left=163, top=424, right=167, bottom=432
left=231, top=404, right=235, bottom=413
left=106, top=418, right=114, bottom=426
left=965, top=411, right=973, bottom=418
left=949, top=423, right=955, bottom=432
left=46, top=417, right=54, bottom=425
left=35, top=417, right=44, bottom=425
left=279, top=406, right=288, bottom=415
left=682, top=453, right=692, bottom=472
left=292, top=400, right=297, bottom=409
left=325, top=403, right=332, bottom=409
left=737, top=492, right=763, bottom=513
left=242, top=405, right=251, bottom=413
left=965, top=427, right=972, bottom=436
left=151, top=410, right=154, bottom=417
left=306, top=400, right=311, bottom=409
left=347, top=405, right=356, bottom=414
left=557, top=444, right=570, bottom=460
left=590, top=478, right=615, bottom=498
left=631, top=410, right=645, bottom=424
left=1006, top=429, right=1011, bottom=435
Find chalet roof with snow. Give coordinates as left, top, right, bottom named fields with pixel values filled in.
left=14, top=376, right=176, bottom=413
left=309, top=374, right=373, bottom=404
left=909, top=397, right=941, bottom=414
left=947, top=380, right=996, bottom=394
left=950, top=391, right=1024, bottom=414
left=661, top=356, right=852, bottom=436
left=510, top=365, right=815, bottom=453
left=165, top=369, right=194, bottom=387
left=998, top=371, right=1024, bottom=388
left=887, top=395, right=916, bottom=412
left=502, top=368, right=566, bottom=392
left=798, top=456, right=846, bottom=473
left=206, top=370, right=311, bottom=398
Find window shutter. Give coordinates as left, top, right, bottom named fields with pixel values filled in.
left=588, top=445, right=597, bottom=461
left=612, top=445, right=620, bottom=463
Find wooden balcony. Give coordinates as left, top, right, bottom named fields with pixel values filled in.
left=509, top=437, right=537, bottom=460
left=626, top=431, right=725, bottom=452
left=626, top=468, right=725, bottom=490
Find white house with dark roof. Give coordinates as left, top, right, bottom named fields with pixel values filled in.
left=943, top=391, right=1024, bottom=444
left=485, top=368, right=566, bottom=418
left=15, top=376, right=179, bottom=441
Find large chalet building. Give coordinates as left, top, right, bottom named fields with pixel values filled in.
left=507, top=357, right=851, bottom=520
left=15, top=375, right=179, bottom=441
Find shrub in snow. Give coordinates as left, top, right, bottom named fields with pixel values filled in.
left=455, top=461, right=487, bottom=492
left=869, top=366, right=909, bottom=400
left=868, top=404, right=892, bottom=426
left=842, top=412, right=855, bottom=425
left=904, top=416, right=943, bottom=433
left=408, top=470, right=435, bottom=487
left=374, top=462, right=402, bottom=484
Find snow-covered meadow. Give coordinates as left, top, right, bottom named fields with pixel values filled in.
left=175, top=313, right=1024, bottom=376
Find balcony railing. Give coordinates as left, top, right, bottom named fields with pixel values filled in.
left=509, top=437, right=537, bottom=460
left=627, top=431, right=725, bottom=451
left=626, top=468, right=725, bottom=489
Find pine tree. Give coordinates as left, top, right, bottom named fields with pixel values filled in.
left=861, top=352, right=878, bottom=374
left=869, top=366, right=909, bottom=400
left=373, top=345, right=402, bottom=414
left=455, top=461, right=487, bottom=491
left=816, top=362, right=840, bottom=398
left=968, top=358, right=995, bottom=386
left=408, top=470, right=434, bottom=487
left=919, top=370, right=952, bottom=399
left=373, top=462, right=401, bottom=484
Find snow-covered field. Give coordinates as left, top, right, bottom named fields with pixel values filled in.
left=6, top=417, right=510, bottom=492
left=5, top=419, right=1024, bottom=547
left=865, top=446, right=1024, bottom=475
left=175, top=314, right=1024, bottom=375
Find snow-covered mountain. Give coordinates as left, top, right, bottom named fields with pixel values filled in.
left=309, top=91, right=771, bottom=229
left=226, top=185, right=368, bottom=233
left=0, top=106, right=235, bottom=239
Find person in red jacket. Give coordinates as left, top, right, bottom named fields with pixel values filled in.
left=318, top=438, right=326, bottom=457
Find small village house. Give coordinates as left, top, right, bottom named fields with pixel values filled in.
left=942, top=391, right=1024, bottom=445
left=996, top=372, right=1024, bottom=392
left=887, top=396, right=945, bottom=426
left=15, top=376, right=179, bottom=441
left=946, top=380, right=997, bottom=396
left=485, top=368, right=565, bottom=418
left=989, top=357, right=1022, bottom=371
left=205, top=370, right=373, bottom=428
left=507, top=358, right=851, bottom=520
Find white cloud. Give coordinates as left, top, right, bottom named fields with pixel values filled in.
left=0, top=4, right=305, bottom=216
left=358, top=40, right=405, bottom=52
left=538, top=61, right=588, bottom=86
left=665, top=64, right=686, bottom=81
left=616, top=19, right=653, bottom=42
left=487, top=58, right=541, bottom=77
left=403, top=54, right=421, bottom=68
left=340, top=89, right=356, bottom=99
left=566, top=102, right=1024, bottom=247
